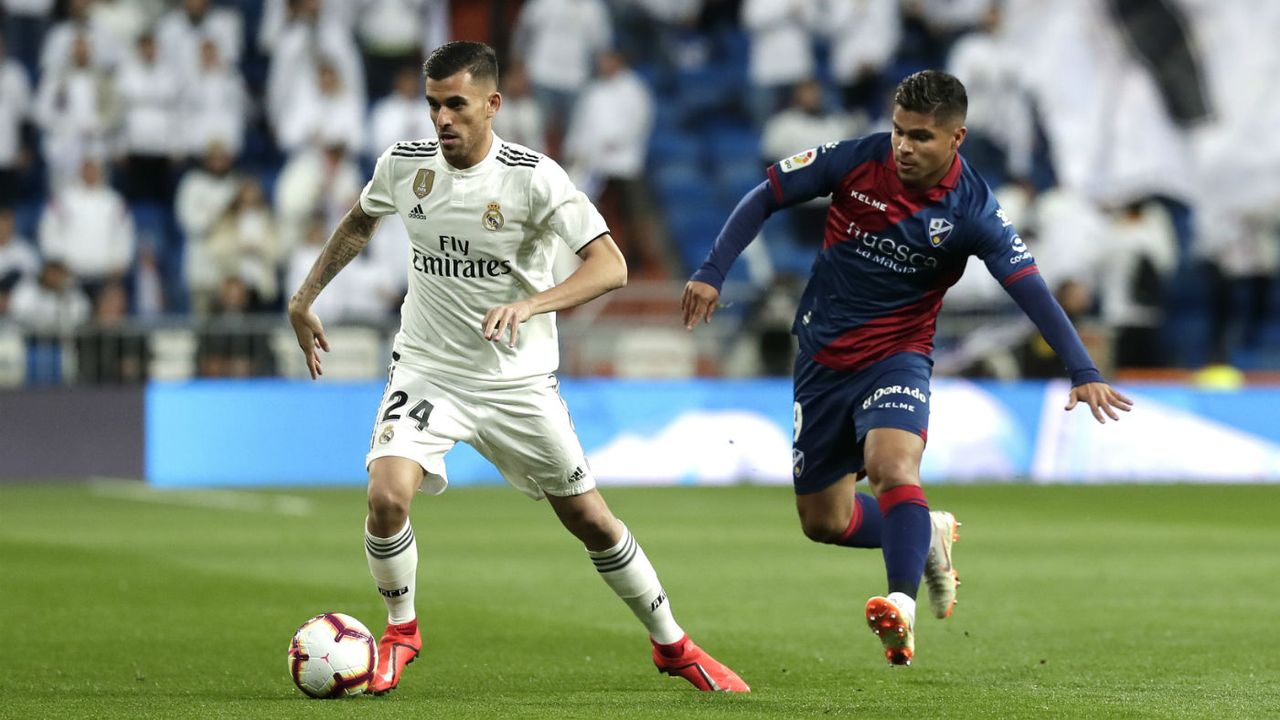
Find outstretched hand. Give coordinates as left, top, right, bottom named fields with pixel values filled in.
left=681, top=280, right=720, bottom=330
left=1065, top=382, right=1133, bottom=423
left=288, top=306, right=330, bottom=380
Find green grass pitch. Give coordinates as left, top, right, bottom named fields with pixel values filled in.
left=1, top=482, right=1277, bottom=719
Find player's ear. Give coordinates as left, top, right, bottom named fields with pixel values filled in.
left=487, top=91, right=502, bottom=118
left=952, top=125, right=967, bottom=151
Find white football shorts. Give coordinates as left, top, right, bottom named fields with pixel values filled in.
left=365, top=360, right=595, bottom=500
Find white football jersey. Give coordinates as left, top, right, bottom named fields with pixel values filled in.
left=359, top=133, right=608, bottom=386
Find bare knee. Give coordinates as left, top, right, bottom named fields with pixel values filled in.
left=865, top=459, right=919, bottom=495
left=547, top=491, right=621, bottom=550
left=366, top=458, right=422, bottom=536
left=797, top=504, right=850, bottom=544
left=366, top=485, right=411, bottom=536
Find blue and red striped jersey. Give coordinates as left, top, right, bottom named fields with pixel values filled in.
left=767, top=132, right=1037, bottom=372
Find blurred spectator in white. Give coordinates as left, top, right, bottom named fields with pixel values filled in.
left=34, top=33, right=119, bottom=189
left=367, top=64, right=435, bottom=158
left=0, top=35, right=33, bottom=204
left=115, top=32, right=180, bottom=205
left=1001, top=0, right=1193, bottom=205
left=286, top=212, right=395, bottom=322
left=761, top=78, right=863, bottom=163
left=257, top=0, right=353, bottom=53
left=0, top=208, right=39, bottom=292
left=175, top=142, right=241, bottom=314
left=38, top=158, right=135, bottom=292
left=2, top=0, right=54, bottom=75
left=266, top=0, right=365, bottom=136
left=278, top=58, right=366, bottom=156
left=40, top=0, right=124, bottom=75
left=1099, top=199, right=1178, bottom=368
left=207, top=178, right=281, bottom=305
left=564, top=49, right=662, bottom=275
left=180, top=38, right=248, bottom=158
left=821, top=0, right=899, bottom=118
left=946, top=4, right=1034, bottom=186
left=354, top=0, right=427, bottom=100
left=275, top=140, right=363, bottom=253
left=8, top=258, right=90, bottom=332
left=155, top=0, right=242, bottom=83
left=762, top=78, right=864, bottom=249
left=741, top=0, right=817, bottom=128
left=89, top=0, right=160, bottom=48
left=365, top=210, right=409, bottom=307
left=513, top=0, right=612, bottom=152
left=910, top=0, right=992, bottom=36
left=1028, top=185, right=1109, bottom=291
left=492, top=61, right=545, bottom=153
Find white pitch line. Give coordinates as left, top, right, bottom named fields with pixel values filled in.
left=88, top=478, right=315, bottom=516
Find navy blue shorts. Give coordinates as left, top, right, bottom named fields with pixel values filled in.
left=791, top=351, right=933, bottom=495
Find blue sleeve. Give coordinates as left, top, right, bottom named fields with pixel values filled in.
left=1004, top=273, right=1105, bottom=386
left=766, top=138, right=872, bottom=208
left=690, top=181, right=779, bottom=290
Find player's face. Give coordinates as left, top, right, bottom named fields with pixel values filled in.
left=890, top=106, right=966, bottom=189
left=426, top=71, right=501, bottom=169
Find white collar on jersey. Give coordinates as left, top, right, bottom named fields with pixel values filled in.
left=442, top=131, right=503, bottom=175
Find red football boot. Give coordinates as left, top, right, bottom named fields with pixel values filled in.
left=368, top=619, right=421, bottom=695
left=651, top=635, right=750, bottom=692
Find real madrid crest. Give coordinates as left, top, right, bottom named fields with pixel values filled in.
left=378, top=424, right=395, bottom=445
left=482, top=201, right=504, bottom=231
left=413, top=168, right=435, bottom=199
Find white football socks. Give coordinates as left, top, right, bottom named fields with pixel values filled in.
left=365, top=518, right=418, bottom=625
left=887, top=591, right=917, bottom=625
left=588, top=524, right=685, bottom=645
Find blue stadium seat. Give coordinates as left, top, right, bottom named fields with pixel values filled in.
left=715, top=156, right=767, bottom=206
left=651, top=161, right=711, bottom=210
left=704, top=124, right=760, bottom=169
left=12, top=201, right=42, bottom=242
left=664, top=204, right=725, bottom=273
left=646, top=130, right=702, bottom=170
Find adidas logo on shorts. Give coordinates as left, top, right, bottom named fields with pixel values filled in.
left=408, top=204, right=426, bottom=220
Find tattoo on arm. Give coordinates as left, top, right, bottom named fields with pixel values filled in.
left=290, top=203, right=379, bottom=308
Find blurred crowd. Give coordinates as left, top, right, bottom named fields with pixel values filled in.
left=0, top=0, right=1277, bottom=383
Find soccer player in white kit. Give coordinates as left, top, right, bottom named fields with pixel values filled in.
left=287, top=41, right=748, bottom=696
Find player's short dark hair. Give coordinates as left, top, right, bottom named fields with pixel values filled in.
left=893, top=70, right=968, bottom=126
left=423, top=41, right=499, bottom=87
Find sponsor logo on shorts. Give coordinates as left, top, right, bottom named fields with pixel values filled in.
left=567, top=465, right=587, bottom=485
left=378, top=424, right=395, bottom=444
left=861, top=384, right=928, bottom=411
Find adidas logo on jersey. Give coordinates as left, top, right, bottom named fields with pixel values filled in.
left=408, top=204, right=426, bottom=220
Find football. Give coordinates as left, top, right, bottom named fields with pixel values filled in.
left=287, top=613, right=378, bottom=698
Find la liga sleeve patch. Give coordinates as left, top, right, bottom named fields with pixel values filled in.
left=779, top=149, right=817, bottom=173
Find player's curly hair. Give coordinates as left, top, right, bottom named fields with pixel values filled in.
left=423, top=41, right=499, bottom=86
left=894, top=70, right=968, bottom=125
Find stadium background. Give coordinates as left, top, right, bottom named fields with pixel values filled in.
left=0, top=0, right=1276, bottom=484
left=2, top=2, right=1279, bottom=718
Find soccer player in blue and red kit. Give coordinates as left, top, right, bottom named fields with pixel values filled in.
left=681, top=70, right=1133, bottom=666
